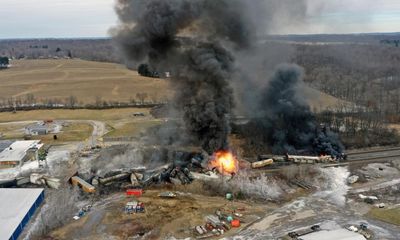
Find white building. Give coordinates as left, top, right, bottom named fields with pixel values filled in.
left=301, top=229, right=366, bottom=240
left=0, top=140, right=43, bottom=168
left=25, top=124, right=48, bottom=136
left=0, top=188, right=45, bottom=240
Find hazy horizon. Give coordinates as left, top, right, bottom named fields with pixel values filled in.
left=0, top=0, right=399, bottom=39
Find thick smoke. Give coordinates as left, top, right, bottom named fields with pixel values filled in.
left=112, top=0, right=255, bottom=154
left=256, top=64, right=344, bottom=156
left=112, top=0, right=344, bottom=157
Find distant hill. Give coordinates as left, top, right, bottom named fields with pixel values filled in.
left=265, top=32, right=400, bottom=44
left=1, top=32, right=400, bottom=64
left=0, top=38, right=119, bottom=63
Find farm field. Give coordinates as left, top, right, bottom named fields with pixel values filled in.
left=0, top=108, right=152, bottom=123
left=0, top=59, right=351, bottom=141
left=0, top=59, right=348, bottom=111
left=0, top=59, right=171, bottom=104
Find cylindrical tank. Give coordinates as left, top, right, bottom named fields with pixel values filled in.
left=251, top=159, right=274, bottom=169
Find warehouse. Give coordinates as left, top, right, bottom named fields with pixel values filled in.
left=0, top=188, right=45, bottom=240
left=301, top=228, right=366, bottom=240
left=0, top=140, right=43, bottom=168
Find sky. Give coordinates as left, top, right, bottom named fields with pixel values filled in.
left=0, top=0, right=399, bottom=39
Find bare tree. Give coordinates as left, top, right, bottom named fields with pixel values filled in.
left=94, top=96, right=102, bottom=107
left=66, top=95, right=78, bottom=108
left=136, top=92, right=148, bottom=104
left=25, top=93, right=36, bottom=105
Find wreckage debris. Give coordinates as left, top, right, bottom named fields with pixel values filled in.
left=193, top=208, right=245, bottom=238
left=126, top=189, right=143, bottom=197
left=347, top=175, right=359, bottom=184
left=251, top=158, right=274, bottom=169
left=71, top=149, right=243, bottom=195
left=71, top=176, right=96, bottom=193
left=30, top=173, right=61, bottom=189
left=125, top=201, right=145, bottom=214
left=231, top=219, right=241, bottom=228
left=73, top=205, right=92, bottom=220
left=226, top=193, right=233, bottom=201
left=158, top=192, right=177, bottom=198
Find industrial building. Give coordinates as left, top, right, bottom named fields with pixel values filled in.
left=0, top=140, right=43, bottom=168
left=0, top=188, right=45, bottom=240
left=25, top=124, right=49, bottom=136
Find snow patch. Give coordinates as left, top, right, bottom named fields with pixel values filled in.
left=313, top=167, right=350, bottom=206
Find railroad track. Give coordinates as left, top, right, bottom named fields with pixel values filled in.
left=346, top=146, right=400, bottom=156
left=324, top=154, right=400, bottom=168
left=252, top=147, right=400, bottom=174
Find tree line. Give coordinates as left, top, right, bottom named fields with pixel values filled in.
left=293, top=43, right=400, bottom=123
left=0, top=93, right=166, bottom=112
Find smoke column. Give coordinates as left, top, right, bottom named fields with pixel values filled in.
left=112, top=0, right=256, bottom=154
left=257, top=64, right=344, bottom=156
left=112, top=0, right=343, bottom=157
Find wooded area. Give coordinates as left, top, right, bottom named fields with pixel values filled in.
left=2, top=37, right=400, bottom=148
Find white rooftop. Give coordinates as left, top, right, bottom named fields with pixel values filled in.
left=0, top=188, right=44, bottom=239
left=301, top=229, right=366, bottom=240
left=0, top=140, right=43, bottom=162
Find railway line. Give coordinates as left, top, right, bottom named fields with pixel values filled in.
left=347, top=147, right=400, bottom=159
left=252, top=147, right=400, bottom=174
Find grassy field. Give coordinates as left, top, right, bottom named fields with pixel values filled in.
left=0, top=59, right=348, bottom=111
left=33, top=123, right=93, bottom=143
left=0, top=122, right=28, bottom=139
left=0, top=122, right=93, bottom=143
left=104, top=120, right=162, bottom=138
left=368, top=207, right=400, bottom=226
left=0, top=108, right=161, bottom=139
left=0, top=59, right=351, bottom=140
left=0, top=59, right=170, bottom=104
left=0, top=108, right=152, bottom=123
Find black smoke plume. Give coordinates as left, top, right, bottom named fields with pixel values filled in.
left=256, top=64, right=344, bottom=157
left=112, top=0, right=255, bottom=154
left=112, top=0, right=344, bottom=157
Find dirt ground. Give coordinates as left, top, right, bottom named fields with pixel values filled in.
left=48, top=189, right=269, bottom=240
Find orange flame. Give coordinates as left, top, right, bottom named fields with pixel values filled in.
left=209, top=150, right=238, bottom=175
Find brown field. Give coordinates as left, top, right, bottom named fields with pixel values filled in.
left=0, top=59, right=349, bottom=140
left=0, top=108, right=152, bottom=123
left=33, top=123, right=93, bottom=143
left=368, top=207, right=400, bottom=226
left=0, top=108, right=163, bottom=140
left=0, top=59, right=171, bottom=104
left=0, top=59, right=347, bottom=111
left=0, top=122, right=92, bottom=143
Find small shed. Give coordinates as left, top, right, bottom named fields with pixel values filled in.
left=25, top=124, right=48, bottom=136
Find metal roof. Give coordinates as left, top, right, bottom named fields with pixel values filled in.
left=0, top=188, right=44, bottom=240
left=26, top=124, right=48, bottom=131
left=301, top=229, right=366, bottom=240
left=0, top=140, right=14, bottom=152
left=0, top=140, right=43, bottom=162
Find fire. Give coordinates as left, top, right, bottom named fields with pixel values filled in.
left=209, top=150, right=238, bottom=175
